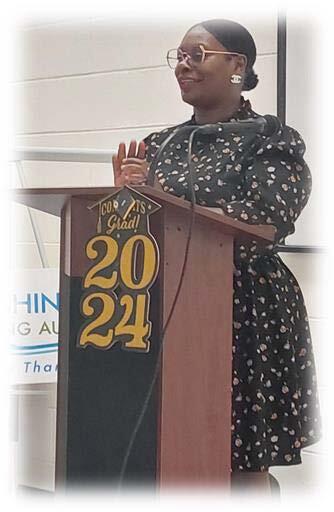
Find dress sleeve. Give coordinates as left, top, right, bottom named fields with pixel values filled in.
left=215, top=126, right=312, bottom=243
left=143, top=122, right=191, bottom=165
left=143, top=129, right=171, bottom=165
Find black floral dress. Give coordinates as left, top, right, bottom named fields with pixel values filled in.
left=143, top=97, right=321, bottom=472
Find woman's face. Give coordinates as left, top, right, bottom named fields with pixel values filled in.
left=174, top=25, right=246, bottom=108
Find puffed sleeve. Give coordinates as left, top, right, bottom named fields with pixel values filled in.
left=215, top=125, right=312, bottom=244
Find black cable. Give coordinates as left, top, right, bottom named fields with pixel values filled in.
left=146, top=124, right=196, bottom=186
left=117, top=127, right=199, bottom=489
left=117, top=121, right=275, bottom=489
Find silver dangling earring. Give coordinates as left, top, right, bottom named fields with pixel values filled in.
left=230, top=74, right=242, bottom=84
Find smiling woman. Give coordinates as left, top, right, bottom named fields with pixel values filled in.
left=172, top=23, right=250, bottom=121
left=112, top=18, right=321, bottom=496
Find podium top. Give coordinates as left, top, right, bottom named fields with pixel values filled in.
left=12, top=185, right=276, bottom=244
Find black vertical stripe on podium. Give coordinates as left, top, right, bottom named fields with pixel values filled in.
left=57, top=273, right=162, bottom=488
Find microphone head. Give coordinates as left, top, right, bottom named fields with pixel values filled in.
left=195, top=124, right=220, bottom=136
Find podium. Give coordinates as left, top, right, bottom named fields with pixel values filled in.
left=14, top=185, right=275, bottom=490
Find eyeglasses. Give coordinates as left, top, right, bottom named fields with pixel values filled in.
left=166, top=44, right=247, bottom=69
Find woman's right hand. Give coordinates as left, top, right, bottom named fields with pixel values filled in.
left=112, top=140, right=149, bottom=186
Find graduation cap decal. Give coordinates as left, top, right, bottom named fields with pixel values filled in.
left=78, top=186, right=162, bottom=353
left=88, top=186, right=161, bottom=234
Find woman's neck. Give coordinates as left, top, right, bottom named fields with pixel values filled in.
left=193, top=96, right=242, bottom=125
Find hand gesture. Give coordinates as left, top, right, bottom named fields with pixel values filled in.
left=112, top=140, right=149, bottom=186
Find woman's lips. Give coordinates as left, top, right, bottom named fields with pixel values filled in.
left=178, top=78, right=201, bottom=91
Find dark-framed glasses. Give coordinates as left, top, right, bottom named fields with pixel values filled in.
left=166, top=44, right=246, bottom=69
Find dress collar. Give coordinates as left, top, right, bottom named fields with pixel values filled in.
left=190, top=95, right=253, bottom=125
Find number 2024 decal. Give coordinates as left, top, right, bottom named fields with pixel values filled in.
left=77, top=189, right=161, bottom=353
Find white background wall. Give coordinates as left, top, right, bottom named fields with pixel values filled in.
left=11, top=12, right=326, bottom=497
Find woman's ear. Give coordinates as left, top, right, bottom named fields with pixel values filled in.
left=234, top=55, right=247, bottom=74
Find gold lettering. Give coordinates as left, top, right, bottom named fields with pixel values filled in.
left=101, top=200, right=118, bottom=217
left=115, top=294, right=150, bottom=352
left=106, top=215, right=118, bottom=234
left=132, top=200, right=146, bottom=214
left=79, top=292, right=115, bottom=348
left=133, top=200, right=140, bottom=213
left=120, top=235, right=157, bottom=290
left=106, top=214, right=140, bottom=235
left=140, top=201, right=146, bottom=214
left=84, top=235, right=118, bottom=289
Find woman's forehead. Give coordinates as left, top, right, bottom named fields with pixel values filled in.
left=179, top=26, right=227, bottom=51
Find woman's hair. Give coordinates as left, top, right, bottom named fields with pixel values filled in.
left=242, top=68, right=259, bottom=91
left=191, top=19, right=259, bottom=91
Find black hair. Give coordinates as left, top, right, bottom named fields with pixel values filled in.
left=191, top=18, right=259, bottom=91
left=243, top=68, right=259, bottom=91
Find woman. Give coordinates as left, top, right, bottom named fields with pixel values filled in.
left=112, top=19, right=321, bottom=493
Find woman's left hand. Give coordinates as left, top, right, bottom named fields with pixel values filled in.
left=112, top=140, right=149, bottom=186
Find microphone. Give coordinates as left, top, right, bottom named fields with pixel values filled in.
left=146, top=115, right=281, bottom=185
left=198, top=115, right=282, bottom=137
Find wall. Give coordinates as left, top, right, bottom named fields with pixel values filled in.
left=11, top=13, right=325, bottom=496
left=269, top=15, right=326, bottom=494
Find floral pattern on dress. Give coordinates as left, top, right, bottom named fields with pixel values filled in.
left=143, top=97, right=321, bottom=471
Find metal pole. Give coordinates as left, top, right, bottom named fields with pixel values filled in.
left=277, top=10, right=287, bottom=125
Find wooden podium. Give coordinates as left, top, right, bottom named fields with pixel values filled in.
left=14, top=185, right=275, bottom=490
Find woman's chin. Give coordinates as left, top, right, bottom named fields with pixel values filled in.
left=180, top=90, right=198, bottom=106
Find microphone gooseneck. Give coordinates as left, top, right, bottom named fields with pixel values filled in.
left=118, top=125, right=198, bottom=489
left=147, top=115, right=282, bottom=185
left=146, top=124, right=197, bottom=186
left=194, top=115, right=282, bottom=138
